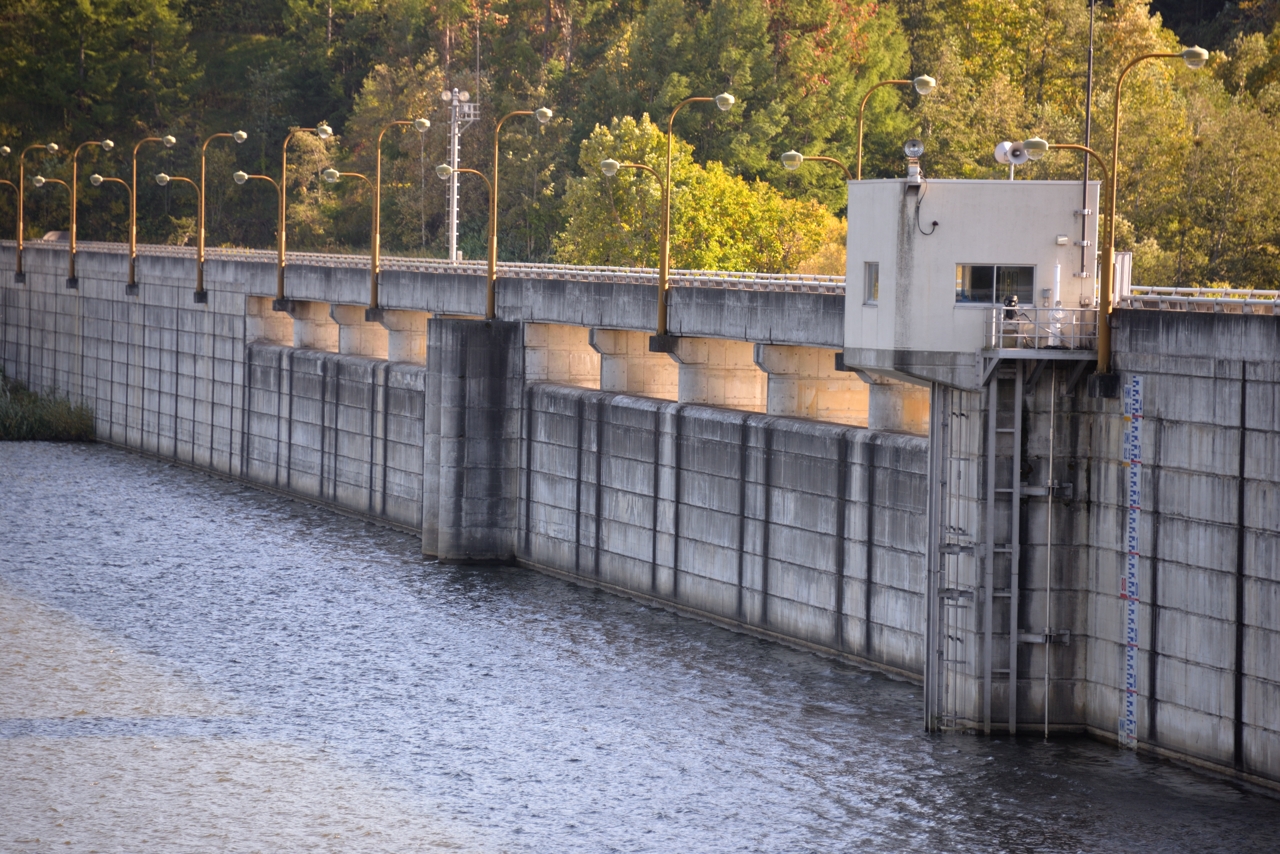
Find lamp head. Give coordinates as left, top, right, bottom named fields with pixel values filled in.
left=90, top=174, right=103, bottom=187
left=1182, top=46, right=1209, bottom=69
left=233, top=170, right=249, bottom=185
left=714, top=93, right=735, bottom=111
left=46, top=143, right=59, bottom=154
left=435, top=164, right=453, bottom=180
left=904, top=138, right=925, bottom=159
left=913, top=75, right=937, bottom=95
left=101, top=139, right=115, bottom=152
left=322, top=168, right=340, bottom=183
left=316, top=122, right=334, bottom=140
left=233, top=130, right=248, bottom=144
left=600, top=158, right=621, bottom=178
left=156, top=173, right=170, bottom=186
left=780, top=150, right=804, bottom=171
left=162, top=135, right=176, bottom=148
left=535, top=107, right=553, bottom=124
left=441, top=90, right=452, bottom=102
left=33, top=175, right=45, bottom=187
left=1022, top=137, right=1049, bottom=161
left=458, top=90, right=470, bottom=103
left=0, top=146, right=8, bottom=156
left=413, top=118, right=430, bottom=132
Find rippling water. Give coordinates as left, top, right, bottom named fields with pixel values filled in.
left=2, top=442, right=1279, bottom=853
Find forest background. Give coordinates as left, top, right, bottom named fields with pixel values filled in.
left=1, top=0, right=1278, bottom=287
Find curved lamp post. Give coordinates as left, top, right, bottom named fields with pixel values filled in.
left=8, top=142, right=61, bottom=282
left=856, top=75, right=936, bottom=180
left=88, top=173, right=131, bottom=269
left=370, top=118, right=429, bottom=313
left=67, top=138, right=115, bottom=288
left=128, top=135, right=177, bottom=294
left=434, top=165, right=493, bottom=298
left=485, top=107, right=553, bottom=318
left=1097, top=46, right=1208, bottom=377
left=232, top=171, right=284, bottom=274
left=276, top=122, right=334, bottom=306
left=195, top=130, right=248, bottom=303
left=602, top=93, right=734, bottom=336
left=31, top=176, right=71, bottom=244
left=780, top=150, right=853, bottom=181
left=321, top=167, right=379, bottom=308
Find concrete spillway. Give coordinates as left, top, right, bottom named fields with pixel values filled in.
left=2, top=241, right=1278, bottom=793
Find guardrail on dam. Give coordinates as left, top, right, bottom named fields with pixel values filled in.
left=3, top=241, right=1278, bottom=793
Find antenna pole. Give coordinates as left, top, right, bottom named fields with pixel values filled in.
left=448, top=89, right=461, bottom=262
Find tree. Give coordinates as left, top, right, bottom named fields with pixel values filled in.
left=555, top=115, right=836, bottom=272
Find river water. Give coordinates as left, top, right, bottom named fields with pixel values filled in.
left=2, top=442, right=1278, bottom=853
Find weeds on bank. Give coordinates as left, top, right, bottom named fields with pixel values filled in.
left=0, top=368, right=95, bottom=441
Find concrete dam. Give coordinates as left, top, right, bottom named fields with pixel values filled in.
left=3, top=206, right=1278, bottom=792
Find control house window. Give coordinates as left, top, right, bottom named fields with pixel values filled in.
left=864, top=262, right=879, bottom=305
left=955, top=264, right=1034, bottom=304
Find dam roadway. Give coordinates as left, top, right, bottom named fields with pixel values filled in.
left=3, top=441, right=1280, bottom=852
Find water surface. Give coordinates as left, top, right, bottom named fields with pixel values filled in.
left=2, top=442, right=1278, bottom=852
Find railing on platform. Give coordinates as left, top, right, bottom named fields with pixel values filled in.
left=1117, top=286, right=1280, bottom=315
left=986, top=306, right=1098, bottom=351
left=1, top=239, right=845, bottom=294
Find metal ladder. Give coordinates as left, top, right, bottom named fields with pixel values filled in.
left=982, top=362, right=1025, bottom=734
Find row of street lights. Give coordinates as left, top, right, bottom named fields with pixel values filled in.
left=1, top=47, right=1207, bottom=369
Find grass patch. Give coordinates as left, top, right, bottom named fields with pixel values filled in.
left=0, top=369, right=95, bottom=442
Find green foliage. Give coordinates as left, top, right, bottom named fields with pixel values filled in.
left=0, top=371, right=95, bottom=442
left=1, top=0, right=1280, bottom=286
left=555, top=116, right=837, bottom=272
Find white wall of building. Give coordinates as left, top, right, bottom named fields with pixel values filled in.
left=844, top=179, right=1099, bottom=360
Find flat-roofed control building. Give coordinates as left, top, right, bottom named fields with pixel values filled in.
left=842, top=178, right=1101, bottom=390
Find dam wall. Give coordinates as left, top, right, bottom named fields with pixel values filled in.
left=3, top=243, right=1279, bottom=789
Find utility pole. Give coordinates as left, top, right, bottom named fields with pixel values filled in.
left=442, top=87, right=479, bottom=261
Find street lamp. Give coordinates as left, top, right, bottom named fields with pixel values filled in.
left=67, top=138, right=115, bottom=288
left=434, top=164, right=494, bottom=272
left=231, top=171, right=284, bottom=271
left=31, top=176, right=71, bottom=244
left=1097, top=46, right=1208, bottom=379
left=276, top=122, right=335, bottom=307
left=780, top=150, right=853, bottom=181
left=321, top=167, right=379, bottom=307
left=369, top=118, right=429, bottom=313
left=856, top=75, right=936, bottom=180
left=88, top=174, right=132, bottom=250
left=485, top=106, right=553, bottom=318
left=603, top=93, right=734, bottom=336
left=195, top=130, right=248, bottom=303
left=128, top=134, right=177, bottom=294
left=8, top=142, right=61, bottom=283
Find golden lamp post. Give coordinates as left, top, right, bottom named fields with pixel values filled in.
left=321, top=167, right=379, bottom=307
left=855, top=76, right=936, bottom=181
left=601, top=93, right=735, bottom=337
left=275, top=122, right=334, bottom=306
left=231, top=170, right=284, bottom=274
left=5, top=142, right=61, bottom=283
left=483, top=107, right=553, bottom=319
left=779, top=150, right=853, bottom=181
left=128, top=135, right=177, bottom=294
left=88, top=173, right=131, bottom=232
left=195, top=130, right=248, bottom=303
left=433, top=164, right=493, bottom=305
left=67, top=138, right=115, bottom=288
left=1093, top=46, right=1207, bottom=380
left=369, top=118, right=430, bottom=313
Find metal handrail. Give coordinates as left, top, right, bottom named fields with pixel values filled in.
left=0, top=239, right=846, bottom=293
left=986, top=306, right=1098, bottom=351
